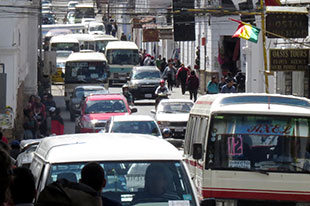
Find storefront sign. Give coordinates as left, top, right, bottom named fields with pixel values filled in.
left=143, top=29, right=159, bottom=42
left=266, top=13, right=308, bottom=38
left=159, top=28, right=173, bottom=40
left=269, top=49, right=309, bottom=71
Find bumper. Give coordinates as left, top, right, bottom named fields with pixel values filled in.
left=130, top=87, right=157, bottom=100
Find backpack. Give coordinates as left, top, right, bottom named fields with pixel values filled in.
left=36, top=179, right=102, bottom=206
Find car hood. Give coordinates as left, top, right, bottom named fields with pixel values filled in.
left=85, top=113, right=128, bottom=121
left=156, top=113, right=190, bottom=122
left=131, top=79, right=161, bottom=85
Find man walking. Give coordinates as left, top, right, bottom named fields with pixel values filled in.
left=187, top=71, right=199, bottom=102
left=176, top=64, right=190, bottom=95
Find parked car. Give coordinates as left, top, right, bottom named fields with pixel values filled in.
left=16, top=139, right=42, bottom=168
left=75, top=94, right=137, bottom=133
left=152, top=99, right=194, bottom=138
left=127, top=66, right=162, bottom=100
left=69, top=85, right=108, bottom=121
left=29, top=133, right=200, bottom=206
left=104, top=115, right=162, bottom=138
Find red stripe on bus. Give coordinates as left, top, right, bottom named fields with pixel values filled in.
left=202, top=188, right=310, bottom=202
left=195, top=101, right=213, bottom=105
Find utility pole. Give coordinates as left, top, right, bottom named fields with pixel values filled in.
left=260, top=0, right=269, bottom=93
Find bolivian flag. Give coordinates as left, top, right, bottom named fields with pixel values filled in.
left=231, top=19, right=260, bottom=43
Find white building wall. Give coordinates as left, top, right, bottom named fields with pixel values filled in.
left=0, top=0, right=38, bottom=129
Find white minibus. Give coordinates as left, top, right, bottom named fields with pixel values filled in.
left=66, top=33, right=96, bottom=50
left=64, top=51, right=109, bottom=109
left=93, top=34, right=118, bottom=53
left=30, top=133, right=200, bottom=206
left=49, top=35, right=79, bottom=52
left=184, top=93, right=310, bottom=205
left=105, top=41, right=140, bottom=86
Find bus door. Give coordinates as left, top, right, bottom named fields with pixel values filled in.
left=185, top=115, right=209, bottom=198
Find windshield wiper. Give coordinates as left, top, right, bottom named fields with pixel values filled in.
left=275, top=161, right=310, bottom=173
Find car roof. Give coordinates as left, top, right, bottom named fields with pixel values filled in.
left=75, top=85, right=106, bottom=90
left=86, top=94, right=125, bottom=101
left=133, top=66, right=159, bottom=71
left=34, top=133, right=181, bottom=163
left=112, top=115, right=155, bottom=122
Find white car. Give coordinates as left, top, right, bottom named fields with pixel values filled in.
left=104, top=115, right=162, bottom=138
left=81, top=18, right=95, bottom=27
left=88, top=22, right=105, bottom=35
left=29, top=133, right=200, bottom=206
left=152, top=99, right=194, bottom=138
left=16, top=139, right=42, bottom=168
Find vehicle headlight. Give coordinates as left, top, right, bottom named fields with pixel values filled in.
left=130, top=83, right=139, bottom=89
left=82, top=119, right=97, bottom=129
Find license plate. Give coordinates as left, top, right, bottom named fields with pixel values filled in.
left=145, top=93, right=152, bottom=98
left=174, top=128, right=184, bottom=132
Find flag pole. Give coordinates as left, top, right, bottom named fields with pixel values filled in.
left=260, top=0, right=269, bottom=93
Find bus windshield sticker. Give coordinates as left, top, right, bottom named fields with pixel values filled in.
left=89, top=66, right=96, bottom=70
left=235, top=122, right=293, bottom=136
left=229, top=160, right=251, bottom=169
left=168, top=200, right=190, bottom=206
left=228, top=136, right=243, bottom=156
left=71, top=68, right=78, bottom=77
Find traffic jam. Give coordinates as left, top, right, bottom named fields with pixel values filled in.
left=1, top=0, right=310, bottom=206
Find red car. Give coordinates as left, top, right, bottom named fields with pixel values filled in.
left=75, top=94, right=137, bottom=133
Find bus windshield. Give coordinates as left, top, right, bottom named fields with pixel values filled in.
left=75, top=8, right=95, bottom=18
left=51, top=43, right=79, bottom=52
left=106, top=49, right=139, bottom=65
left=65, top=61, right=107, bottom=83
left=206, top=114, right=310, bottom=173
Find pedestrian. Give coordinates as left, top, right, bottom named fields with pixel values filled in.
left=9, top=167, right=36, bottom=206
left=80, top=162, right=122, bottom=206
left=120, top=33, right=127, bottom=41
left=234, top=71, right=245, bottom=92
left=33, top=103, right=47, bottom=137
left=0, top=130, right=8, bottom=144
left=206, top=76, right=219, bottom=94
left=23, top=109, right=38, bottom=139
left=50, top=108, right=64, bottom=136
left=155, top=55, right=162, bottom=70
left=162, top=60, right=176, bottom=92
left=176, top=64, right=190, bottom=95
left=160, top=58, right=167, bottom=73
left=219, top=76, right=226, bottom=91
left=143, top=54, right=151, bottom=66
left=111, top=22, right=118, bottom=37
left=187, top=71, right=199, bottom=102
left=0, top=148, right=12, bottom=206
left=221, top=78, right=237, bottom=93
left=42, top=93, right=56, bottom=114
left=9, top=140, right=20, bottom=160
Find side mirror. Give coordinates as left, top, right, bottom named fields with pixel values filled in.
left=193, top=143, right=202, bottom=160
left=151, top=109, right=156, bottom=114
left=131, top=108, right=138, bottom=113
left=200, top=198, right=216, bottom=206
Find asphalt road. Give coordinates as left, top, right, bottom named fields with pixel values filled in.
left=51, top=84, right=197, bottom=134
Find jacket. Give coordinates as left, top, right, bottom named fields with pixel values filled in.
left=187, top=75, right=199, bottom=90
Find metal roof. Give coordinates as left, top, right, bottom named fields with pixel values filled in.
left=34, top=133, right=181, bottom=163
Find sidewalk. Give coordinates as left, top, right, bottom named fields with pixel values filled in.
left=169, top=86, right=202, bottom=101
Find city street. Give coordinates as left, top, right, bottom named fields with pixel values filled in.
left=51, top=84, right=197, bottom=134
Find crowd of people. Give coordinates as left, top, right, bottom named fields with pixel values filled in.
left=23, top=93, right=64, bottom=140
left=139, top=49, right=200, bottom=102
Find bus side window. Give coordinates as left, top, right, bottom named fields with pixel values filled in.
left=197, top=118, right=208, bottom=157
left=188, top=117, right=198, bottom=155
left=184, top=116, right=195, bottom=155
left=190, top=118, right=201, bottom=156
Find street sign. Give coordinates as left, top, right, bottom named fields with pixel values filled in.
left=266, top=13, right=308, bottom=38
left=269, top=49, right=309, bottom=71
